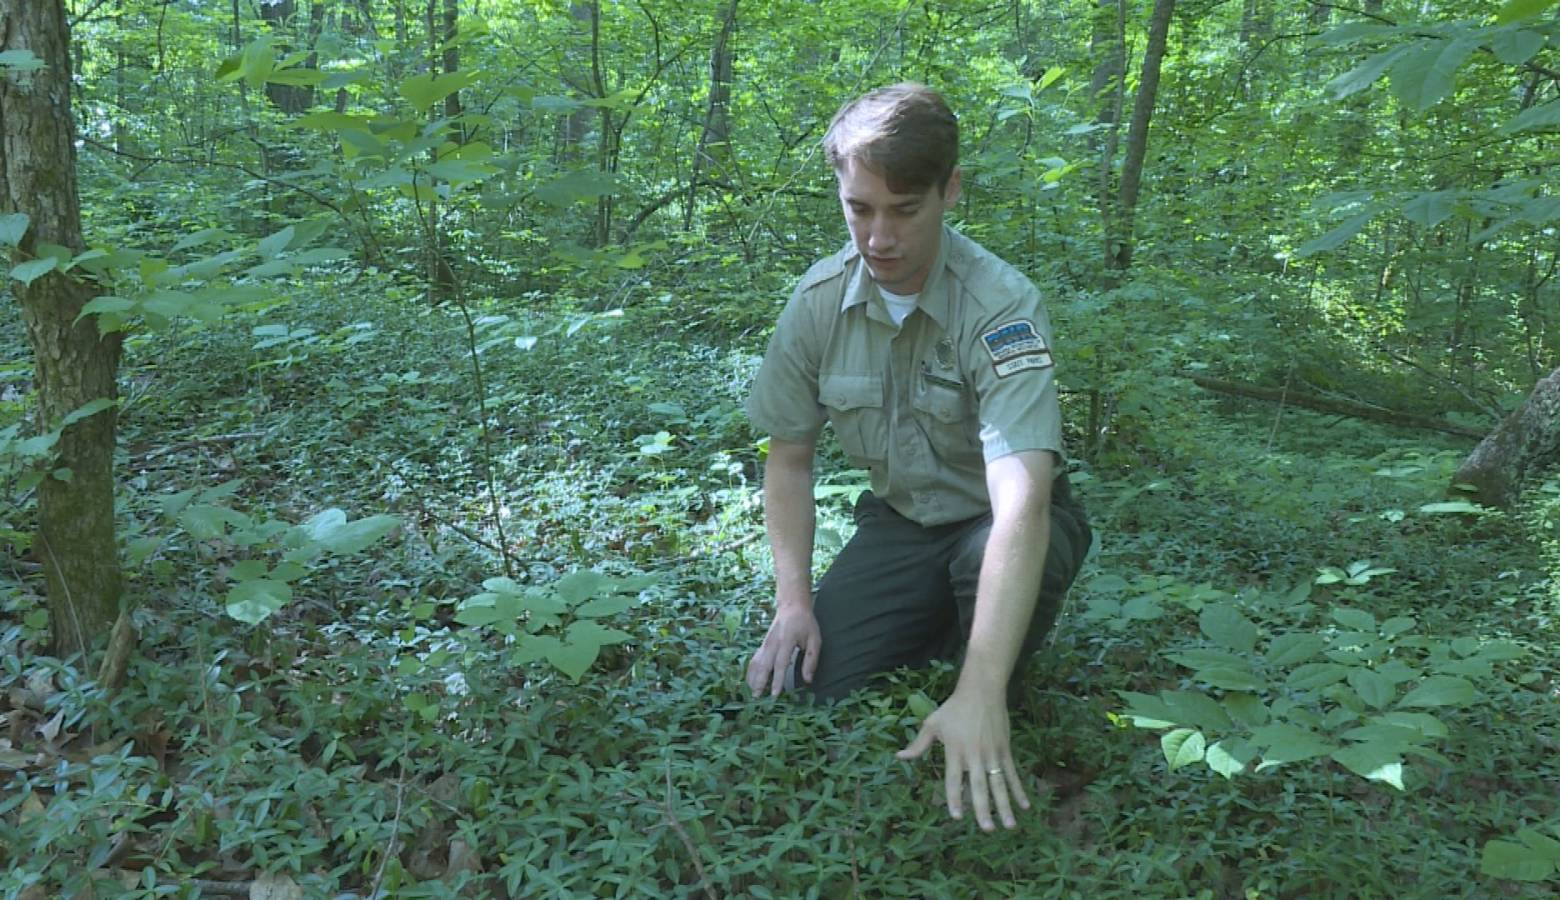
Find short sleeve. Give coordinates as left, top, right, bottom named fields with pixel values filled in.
left=966, top=280, right=1064, bottom=464
left=746, top=282, right=829, bottom=443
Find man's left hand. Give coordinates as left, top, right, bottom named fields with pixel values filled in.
left=896, top=686, right=1031, bottom=830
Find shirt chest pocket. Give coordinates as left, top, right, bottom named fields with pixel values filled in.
left=819, top=373, right=887, bottom=463
left=912, top=376, right=977, bottom=451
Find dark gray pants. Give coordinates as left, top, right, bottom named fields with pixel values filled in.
left=800, top=475, right=1090, bottom=702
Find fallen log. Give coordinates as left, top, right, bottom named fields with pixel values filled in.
left=1186, top=374, right=1487, bottom=439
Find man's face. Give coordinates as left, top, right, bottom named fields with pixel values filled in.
left=837, top=158, right=961, bottom=295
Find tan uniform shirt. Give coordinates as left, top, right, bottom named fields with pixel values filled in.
left=747, top=226, right=1064, bottom=527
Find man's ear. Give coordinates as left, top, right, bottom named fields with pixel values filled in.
left=942, top=167, right=963, bottom=208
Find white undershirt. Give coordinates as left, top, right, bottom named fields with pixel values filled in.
left=878, top=286, right=919, bottom=326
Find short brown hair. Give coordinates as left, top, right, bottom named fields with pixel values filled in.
left=822, top=83, right=959, bottom=194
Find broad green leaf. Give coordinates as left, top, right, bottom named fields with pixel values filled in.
left=398, top=70, right=479, bottom=111
left=1251, top=723, right=1337, bottom=769
left=1376, top=711, right=1448, bottom=738
left=1266, top=633, right=1327, bottom=667
left=1481, top=839, right=1558, bottom=882
left=307, top=512, right=400, bottom=555
left=1389, top=37, right=1477, bottom=111
left=1348, top=668, right=1396, bottom=709
left=229, top=560, right=269, bottom=581
left=1331, top=744, right=1405, bottom=789
left=1327, top=45, right=1410, bottom=98
left=1221, top=693, right=1270, bottom=727
left=1295, top=211, right=1374, bottom=257
left=225, top=579, right=293, bottom=625
left=10, top=257, right=57, bottom=286
left=266, top=68, right=326, bottom=87
left=1286, top=662, right=1351, bottom=691
left=1160, top=728, right=1206, bottom=771
left=1501, top=100, right=1560, bottom=135
left=1332, top=607, right=1377, bottom=632
left=1491, top=27, right=1546, bottom=65
left=574, top=595, right=635, bottom=618
left=0, top=213, right=28, bottom=247
left=60, top=398, right=114, bottom=428
left=1161, top=690, right=1233, bottom=733
left=1204, top=739, right=1250, bottom=779
left=1199, top=603, right=1260, bottom=653
left=179, top=504, right=231, bottom=540
left=1338, top=723, right=1427, bottom=752
left=426, top=159, right=497, bottom=183
left=1380, top=615, right=1416, bottom=637
left=1496, top=0, right=1560, bottom=24
left=1116, top=691, right=1178, bottom=729
left=553, top=569, right=617, bottom=606
left=544, top=640, right=599, bottom=681
left=257, top=226, right=296, bottom=259
left=1167, top=648, right=1248, bottom=671
left=1398, top=675, right=1475, bottom=708
left=0, top=50, right=45, bottom=72
left=292, top=111, right=374, bottom=132
left=534, top=169, right=618, bottom=207
left=568, top=618, right=632, bottom=646
left=1402, top=191, right=1457, bottom=228
left=1193, top=666, right=1266, bottom=692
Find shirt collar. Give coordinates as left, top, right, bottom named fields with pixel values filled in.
left=838, top=225, right=953, bottom=328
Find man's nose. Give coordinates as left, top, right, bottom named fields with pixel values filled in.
left=867, top=216, right=895, bottom=250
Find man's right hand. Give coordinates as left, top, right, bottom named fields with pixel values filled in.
left=745, top=602, right=822, bottom=698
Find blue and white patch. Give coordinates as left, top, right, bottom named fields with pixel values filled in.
left=980, top=319, right=1052, bottom=378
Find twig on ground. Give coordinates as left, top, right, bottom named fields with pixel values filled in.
left=663, top=761, right=719, bottom=900
left=368, top=772, right=408, bottom=898
left=130, top=432, right=265, bottom=463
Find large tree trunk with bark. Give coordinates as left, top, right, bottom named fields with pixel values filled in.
left=1105, top=0, right=1176, bottom=276
left=1454, top=368, right=1560, bottom=508
left=1, top=0, right=124, bottom=656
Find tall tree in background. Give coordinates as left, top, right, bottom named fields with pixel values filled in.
left=686, top=0, right=738, bottom=230
left=1104, top=0, right=1176, bottom=277
left=1, top=0, right=123, bottom=656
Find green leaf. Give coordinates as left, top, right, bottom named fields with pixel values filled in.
left=1161, top=690, right=1233, bottom=733
left=1116, top=691, right=1178, bottom=729
left=10, top=257, right=58, bottom=286
left=1402, top=191, right=1457, bottom=228
left=0, top=213, right=28, bottom=247
left=1490, top=27, right=1547, bottom=64
left=1376, top=711, right=1448, bottom=738
left=179, top=504, right=230, bottom=541
left=1496, top=0, right=1560, bottom=25
left=1482, top=838, right=1558, bottom=882
left=1332, top=607, right=1377, bottom=632
left=266, top=68, right=327, bottom=86
left=398, top=70, right=478, bottom=111
left=1251, top=723, right=1337, bottom=770
left=1286, top=662, right=1352, bottom=691
left=1326, top=45, right=1411, bottom=100
left=1266, top=633, right=1327, bottom=667
left=1389, top=37, right=1477, bottom=111
left=1199, top=603, right=1259, bottom=653
left=1295, top=211, right=1374, bottom=257
left=0, top=50, right=45, bottom=72
left=1330, top=744, right=1405, bottom=789
left=534, top=169, right=618, bottom=207
left=553, top=569, right=617, bottom=606
left=1221, top=693, right=1270, bottom=727
left=1193, top=666, right=1266, bottom=692
left=574, top=595, right=635, bottom=618
left=60, top=398, right=114, bottom=428
left=304, top=510, right=400, bottom=555
left=257, top=226, right=296, bottom=259
left=1501, top=100, right=1560, bottom=135
left=1204, top=739, right=1252, bottom=779
left=1160, top=728, right=1206, bottom=771
left=1398, top=675, right=1475, bottom=708
left=226, top=579, right=293, bottom=625
left=1347, top=668, right=1396, bottom=709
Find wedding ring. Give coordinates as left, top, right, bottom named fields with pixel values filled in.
left=987, top=767, right=1004, bottom=777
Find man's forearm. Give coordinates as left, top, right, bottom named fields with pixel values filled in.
left=764, top=448, right=816, bottom=610
left=957, top=505, right=1050, bottom=692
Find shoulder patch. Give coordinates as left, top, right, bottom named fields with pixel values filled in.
left=981, top=319, right=1053, bottom=378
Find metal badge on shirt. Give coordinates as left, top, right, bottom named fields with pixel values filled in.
left=980, top=319, right=1053, bottom=378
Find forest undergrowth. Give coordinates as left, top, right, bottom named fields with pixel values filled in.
left=2, top=270, right=1558, bottom=898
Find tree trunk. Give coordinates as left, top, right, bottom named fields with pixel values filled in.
left=686, top=0, right=738, bottom=231
left=259, top=0, right=316, bottom=114
left=1105, top=0, right=1176, bottom=276
left=1, top=0, right=125, bottom=656
left=1454, top=368, right=1560, bottom=508
left=1091, top=0, right=1124, bottom=262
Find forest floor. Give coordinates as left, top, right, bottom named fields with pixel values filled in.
left=2, top=270, right=1558, bottom=898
